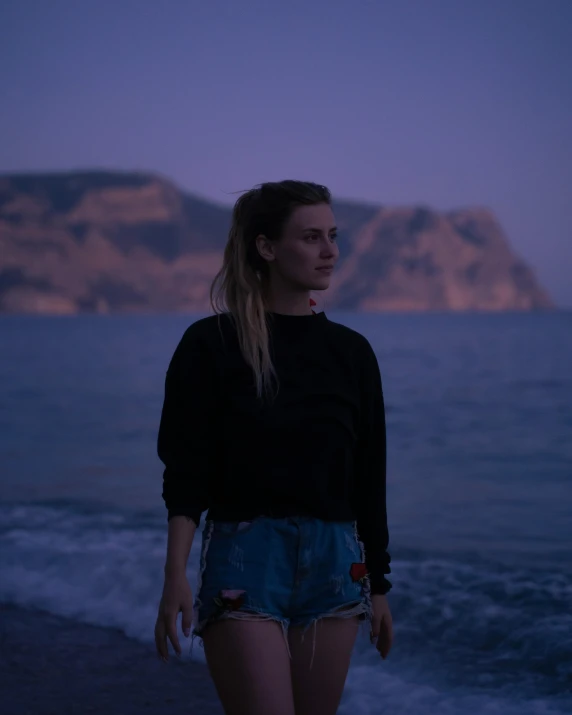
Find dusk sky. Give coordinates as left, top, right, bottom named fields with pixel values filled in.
left=1, top=0, right=571, bottom=306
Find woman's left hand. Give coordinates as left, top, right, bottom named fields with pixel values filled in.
left=370, top=594, right=393, bottom=659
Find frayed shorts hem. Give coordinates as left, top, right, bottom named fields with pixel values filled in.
left=189, top=598, right=372, bottom=668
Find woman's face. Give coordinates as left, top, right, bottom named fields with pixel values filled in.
left=256, top=203, right=339, bottom=292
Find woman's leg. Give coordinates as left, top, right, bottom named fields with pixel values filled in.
left=288, top=613, right=360, bottom=715
left=203, top=618, right=296, bottom=715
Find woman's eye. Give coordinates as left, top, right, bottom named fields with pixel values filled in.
left=305, top=234, right=337, bottom=241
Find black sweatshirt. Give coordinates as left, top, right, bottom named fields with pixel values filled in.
left=157, top=310, right=392, bottom=595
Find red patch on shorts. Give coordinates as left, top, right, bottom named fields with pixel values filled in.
left=350, top=562, right=368, bottom=583
left=214, top=589, right=246, bottom=612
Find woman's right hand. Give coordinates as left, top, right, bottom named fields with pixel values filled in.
left=154, top=572, right=194, bottom=662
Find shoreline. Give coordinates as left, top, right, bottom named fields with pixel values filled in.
left=0, top=602, right=223, bottom=715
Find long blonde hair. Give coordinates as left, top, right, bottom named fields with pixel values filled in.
left=209, top=180, right=331, bottom=401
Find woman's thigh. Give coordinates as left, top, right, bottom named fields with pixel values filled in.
left=203, top=618, right=296, bottom=715
left=285, top=518, right=370, bottom=714
left=288, top=614, right=360, bottom=715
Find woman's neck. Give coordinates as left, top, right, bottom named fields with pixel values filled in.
left=264, top=295, right=314, bottom=316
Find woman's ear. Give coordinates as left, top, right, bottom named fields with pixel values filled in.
left=255, top=234, right=275, bottom=263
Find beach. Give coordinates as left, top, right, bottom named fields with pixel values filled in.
left=0, top=604, right=223, bottom=715
left=2, top=312, right=571, bottom=714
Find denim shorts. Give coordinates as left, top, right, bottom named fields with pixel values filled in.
left=189, top=515, right=373, bottom=668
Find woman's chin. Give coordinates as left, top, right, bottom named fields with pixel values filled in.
left=309, top=275, right=332, bottom=291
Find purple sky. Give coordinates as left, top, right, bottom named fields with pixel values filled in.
left=1, top=0, right=571, bottom=306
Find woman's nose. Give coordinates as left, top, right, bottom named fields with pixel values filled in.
left=321, top=242, right=338, bottom=259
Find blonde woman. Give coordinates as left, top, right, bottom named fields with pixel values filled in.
left=155, top=181, right=393, bottom=715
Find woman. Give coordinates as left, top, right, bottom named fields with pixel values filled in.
left=154, top=180, right=393, bottom=715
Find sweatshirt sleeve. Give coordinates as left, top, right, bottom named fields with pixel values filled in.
left=353, top=336, right=392, bottom=596
left=157, top=323, right=221, bottom=526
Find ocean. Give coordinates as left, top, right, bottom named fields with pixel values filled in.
left=1, top=311, right=571, bottom=714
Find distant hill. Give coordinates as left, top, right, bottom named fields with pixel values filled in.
left=0, top=170, right=553, bottom=314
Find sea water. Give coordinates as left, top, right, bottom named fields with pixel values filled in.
left=1, top=311, right=571, bottom=714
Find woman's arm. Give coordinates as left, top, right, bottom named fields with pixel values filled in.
left=157, top=322, right=221, bottom=572
left=353, top=336, right=392, bottom=596
left=164, top=516, right=197, bottom=578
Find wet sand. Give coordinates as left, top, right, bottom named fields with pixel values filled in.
left=0, top=603, right=224, bottom=715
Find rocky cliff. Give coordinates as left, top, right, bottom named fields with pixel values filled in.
left=0, top=170, right=553, bottom=314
